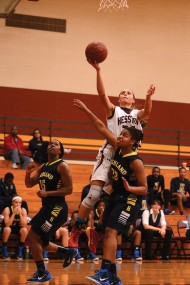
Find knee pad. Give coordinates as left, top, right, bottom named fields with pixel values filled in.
left=82, top=185, right=102, bottom=209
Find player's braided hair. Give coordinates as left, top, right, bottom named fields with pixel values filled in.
left=123, top=126, right=143, bottom=151
left=57, top=140, right=64, bottom=158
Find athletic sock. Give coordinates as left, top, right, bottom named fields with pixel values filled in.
left=101, top=259, right=111, bottom=270
left=110, top=263, right=116, bottom=274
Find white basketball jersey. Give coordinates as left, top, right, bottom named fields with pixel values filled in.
left=107, top=106, right=142, bottom=137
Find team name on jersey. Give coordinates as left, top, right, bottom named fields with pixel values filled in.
left=118, top=115, right=139, bottom=126
left=40, top=172, right=53, bottom=180
left=112, top=160, right=127, bottom=175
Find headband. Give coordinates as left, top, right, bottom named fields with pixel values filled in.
left=12, top=196, right=22, bottom=202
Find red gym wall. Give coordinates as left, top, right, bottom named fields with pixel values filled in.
left=0, top=86, right=189, bottom=132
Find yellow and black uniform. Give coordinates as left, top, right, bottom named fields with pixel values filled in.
left=31, top=159, right=68, bottom=246
left=1, top=206, right=22, bottom=234
left=102, top=149, right=143, bottom=235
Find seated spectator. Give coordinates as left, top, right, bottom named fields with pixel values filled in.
left=85, top=199, right=105, bottom=261
left=147, top=166, right=174, bottom=215
left=43, top=226, right=69, bottom=261
left=3, top=126, right=31, bottom=169
left=170, top=167, right=190, bottom=215
left=140, top=200, right=172, bottom=260
left=0, top=173, right=29, bottom=214
left=29, top=128, right=72, bottom=164
left=68, top=210, right=86, bottom=261
left=29, top=129, right=49, bottom=164
left=1, top=195, right=28, bottom=260
left=0, top=178, right=12, bottom=214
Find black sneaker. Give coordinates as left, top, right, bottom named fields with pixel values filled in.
left=63, top=248, right=78, bottom=268
left=186, top=214, right=190, bottom=238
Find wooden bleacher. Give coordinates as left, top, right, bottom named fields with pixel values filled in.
left=1, top=160, right=190, bottom=258
left=0, top=160, right=189, bottom=217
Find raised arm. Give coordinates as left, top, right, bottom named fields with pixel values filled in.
left=73, top=99, right=117, bottom=149
left=25, top=162, right=41, bottom=188
left=137, top=84, right=155, bottom=121
left=88, top=60, right=115, bottom=118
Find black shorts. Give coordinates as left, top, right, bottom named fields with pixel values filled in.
left=102, top=193, right=141, bottom=235
left=31, top=202, right=68, bottom=246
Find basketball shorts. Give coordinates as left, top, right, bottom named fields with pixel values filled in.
left=91, top=147, right=114, bottom=183
left=31, top=202, right=68, bottom=246
left=102, top=193, right=141, bottom=235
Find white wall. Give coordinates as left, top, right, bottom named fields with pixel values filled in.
left=0, top=0, right=190, bottom=103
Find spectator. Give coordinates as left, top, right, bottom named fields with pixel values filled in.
left=147, top=166, right=174, bottom=215
left=29, top=128, right=71, bottom=165
left=3, top=126, right=31, bottom=169
left=28, top=129, right=49, bottom=164
left=85, top=199, right=105, bottom=261
left=1, top=195, right=28, bottom=260
left=2, top=172, right=29, bottom=214
left=68, top=210, right=86, bottom=261
left=0, top=178, right=12, bottom=214
left=140, top=200, right=172, bottom=260
left=170, top=167, right=190, bottom=215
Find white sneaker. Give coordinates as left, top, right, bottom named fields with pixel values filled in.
left=12, top=163, right=18, bottom=169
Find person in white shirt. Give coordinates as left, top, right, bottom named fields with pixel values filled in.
left=141, top=199, right=172, bottom=260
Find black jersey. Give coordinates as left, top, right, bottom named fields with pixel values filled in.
left=111, top=149, right=142, bottom=197
left=1, top=206, right=21, bottom=228
left=39, top=159, right=65, bottom=207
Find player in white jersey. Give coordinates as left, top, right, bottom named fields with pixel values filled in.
left=69, top=61, right=155, bottom=247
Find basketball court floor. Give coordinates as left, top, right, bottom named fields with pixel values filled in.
left=0, top=259, right=190, bottom=285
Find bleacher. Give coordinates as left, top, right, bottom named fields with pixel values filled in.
left=1, top=160, right=190, bottom=259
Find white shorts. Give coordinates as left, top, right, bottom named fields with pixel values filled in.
left=91, top=145, right=114, bottom=183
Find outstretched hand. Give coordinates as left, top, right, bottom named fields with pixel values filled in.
left=147, top=84, right=155, bottom=97
left=87, top=59, right=100, bottom=71
left=73, top=99, right=87, bottom=111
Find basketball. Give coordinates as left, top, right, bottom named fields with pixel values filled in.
left=85, top=42, right=108, bottom=63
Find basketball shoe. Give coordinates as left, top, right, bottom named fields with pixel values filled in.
left=110, top=274, right=123, bottom=285
left=116, top=250, right=122, bottom=261
left=17, top=246, right=24, bottom=261
left=63, top=248, right=78, bottom=268
left=75, top=251, right=84, bottom=261
left=86, top=269, right=110, bottom=285
left=43, top=251, right=49, bottom=261
left=27, top=269, right=53, bottom=282
left=132, top=247, right=142, bottom=261
left=88, top=252, right=99, bottom=261
left=2, top=246, right=10, bottom=261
